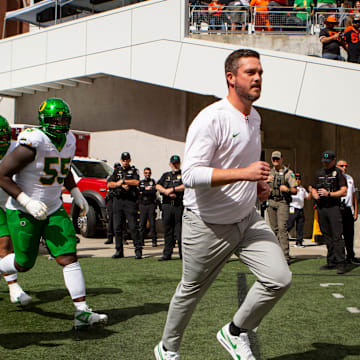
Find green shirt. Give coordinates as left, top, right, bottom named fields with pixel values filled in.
left=293, top=0, right=313, bottom=21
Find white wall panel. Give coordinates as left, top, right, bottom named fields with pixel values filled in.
left=86, top=48, right=131, bottom=78
left=256, top=55, right=306, bottom=113
left=86, top=11, right=132, bottom=54
left=46, top=57, right=86, bottom=81
left=296, top=63, right=360, bottom=128
left=132, top=0, right=181, bottom=44
left=47, top=23, right=86, bottom=63
left=0, top=42, right=12, bottom=74
left=174, top=43, right=228, bottom=98
left=11, top=65, right=46, bottom=88
left=132, top=40, right=181, bottom=87
left=12, top=32, right=47, bottom=70
left=0, top=73, right=11, bottom=91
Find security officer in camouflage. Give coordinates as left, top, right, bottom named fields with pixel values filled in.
left=156, top=155, right=185, bottom=261
left=267, top=151, right=297, bottom=263
left=139, top=167, right=158, bottom=247
left=107, top=152, right=142, bottom=259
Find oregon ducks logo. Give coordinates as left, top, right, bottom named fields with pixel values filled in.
left=39, top=101, right=47, bottom=113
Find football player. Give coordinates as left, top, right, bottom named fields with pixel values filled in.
left=0, top=115, right=32, bottom=305
left=0, top=98, right=108, bottom=329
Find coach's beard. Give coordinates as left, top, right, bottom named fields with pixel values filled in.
left=234, top=84, right=261, bottom=102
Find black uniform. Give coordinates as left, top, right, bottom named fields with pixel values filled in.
left=139, top=178, right=157, bottom=246
left=105, top=187, right=115, bottom=244
left=108, top=165, right=142, bottom=258
left=313, top=166, right=347, bottom=267
left=157, top=170, right=184, bottom=259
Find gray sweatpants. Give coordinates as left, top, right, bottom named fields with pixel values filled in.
left=162, top=208, right=292, bottom=352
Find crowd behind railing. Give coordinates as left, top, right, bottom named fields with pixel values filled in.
left=189, top=0, right=360, bottom=34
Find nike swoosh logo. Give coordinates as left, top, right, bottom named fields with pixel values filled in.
left=232, top=133, right=240, bottom=138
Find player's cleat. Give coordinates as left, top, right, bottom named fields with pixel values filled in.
left=154, top=341, right=180, bottom=360
left=74, top=307, right=108, bottom=330
left=217, top=323, right=256, bottom=360
left=10, top=290, right=33, bottom=306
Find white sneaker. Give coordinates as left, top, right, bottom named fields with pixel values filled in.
left=154, top=341, right=180, bottom=360
left=217, top=323, right=256, bottom=360
left=74, top=307, right=108, bottom=330
left=10, top=290, right=32, bottom=306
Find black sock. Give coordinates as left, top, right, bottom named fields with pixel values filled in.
left=229, top=322, right=247, bottom=336
left=163, top=344, right=168, bottom=352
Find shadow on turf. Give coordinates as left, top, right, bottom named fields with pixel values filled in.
left=2, top=301, right=169, bottom=349
left=268, top=342, right=360, bottom=360
left=0, top=327, right=116, bottom=349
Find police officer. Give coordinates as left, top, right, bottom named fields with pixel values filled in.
left=311, top=150, right=347, bottom=274
left=336, top=159, right=360, bottom=265
left=156, top=155, right=185, bottom=261
left=104, top=162, right=120, bottom=245
left=139, top=167, right=158, bottom=247
left=267, top=150, right=297, bottom=263
left=107, top=152, right=142, bottom=259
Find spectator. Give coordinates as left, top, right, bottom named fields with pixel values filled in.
left=311, top=150, right=347, bottom=274
left=319, top=15, right=347, bottom=61
left=250, top=0, right=272, bottom=30
left=317, top=0, right=337, bottom=10
left=268, top=0, right=288, bottom=30
left=138, top=167, right=158, bottom=247
left=208, top=0, right=227, bottom=31
left=267, top=151, right=297, bottom=263
left=226, top=0, right=250, bottom=31
left=293, top=0, right=314, bottom=26
left=156, top=155, right=185, bottom=261
left=344, top=15, right=360, bottom=63
left=336, top=159, right=360, bottom=264
left=287, top=172, right=312, bottom=248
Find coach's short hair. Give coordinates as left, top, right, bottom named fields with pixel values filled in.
left=225, top=49, right=260, bottom=78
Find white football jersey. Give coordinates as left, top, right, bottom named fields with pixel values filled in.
left=7, top=128, right=76, bottom=215
left=0, top=142, right=16, bottom=210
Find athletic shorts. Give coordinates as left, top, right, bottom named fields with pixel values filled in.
left=6, top=206, right=77, bottom=268
left=0, top=207, right=10, bottom=238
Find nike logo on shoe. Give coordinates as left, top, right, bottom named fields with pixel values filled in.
left=232, top=133, right=240, bottom=138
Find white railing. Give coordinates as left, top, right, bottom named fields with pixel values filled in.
left=189, top=5, right=360, bottom=35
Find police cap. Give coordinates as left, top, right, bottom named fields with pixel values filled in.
left=321, top=150, right=336, bottom=163
left=170, top=155, right=181, bottom=164
left=121, top=152, right=131, bottom=160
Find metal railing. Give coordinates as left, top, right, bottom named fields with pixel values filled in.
left=189, top=5, right=360, bottom=35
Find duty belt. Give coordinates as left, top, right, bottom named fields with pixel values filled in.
left=269, top=195, right=283, bottom=201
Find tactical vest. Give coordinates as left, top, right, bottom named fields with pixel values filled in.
left=270, top=167, right=289, bottom=200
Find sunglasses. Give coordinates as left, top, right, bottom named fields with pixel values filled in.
left=272, top=157, right=280, bottom=161
left=338, top=164, right=348, bottom=168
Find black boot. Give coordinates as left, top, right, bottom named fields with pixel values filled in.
left=104, top=237, right=113, bottom=245
left=135, top=249, right=142, bottom=260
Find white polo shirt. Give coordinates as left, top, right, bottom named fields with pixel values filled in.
left=182, top=98, right=261, bottom=224
left=342, top=173, right=355, bottom=208
left=289, top=186, right=308, bottom=209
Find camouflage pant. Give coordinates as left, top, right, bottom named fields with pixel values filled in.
left=267, top=199, right=290, bottom=261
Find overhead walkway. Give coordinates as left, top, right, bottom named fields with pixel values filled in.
left=0, top=0, right=359, bottom=129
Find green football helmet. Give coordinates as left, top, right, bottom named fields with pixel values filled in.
left=0, top=115, right=12, bottom=152
left=38, top=98, right=72, bottom=138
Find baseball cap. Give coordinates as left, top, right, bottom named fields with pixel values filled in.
left=321, top=150, right=336, bottom=163
left=295, top=172, right=301, bottom=179
left=121, top=152, right=131, bottom=160
left=325, top=15, right=338, bottom=23
left=271, top=151, right=282, bottom=159
left=170, top=155, right=181, bottom=163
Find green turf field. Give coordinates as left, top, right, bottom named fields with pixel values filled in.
left=1, top=255, right=360, bottom=360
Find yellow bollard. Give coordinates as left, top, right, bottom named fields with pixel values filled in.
left=312, top=209, right=322, bottom=242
